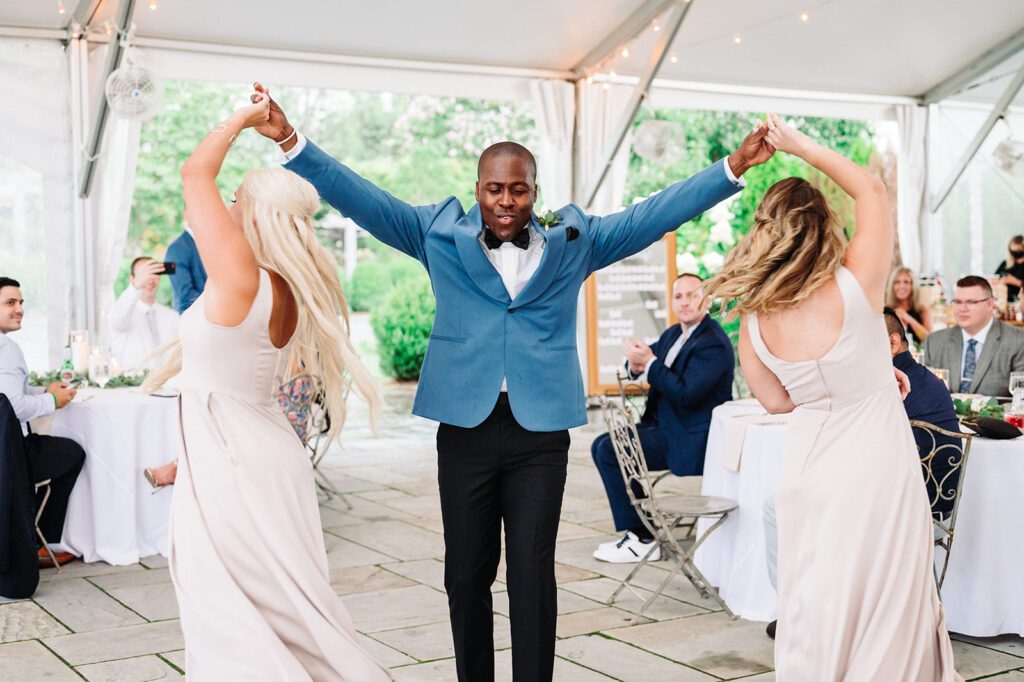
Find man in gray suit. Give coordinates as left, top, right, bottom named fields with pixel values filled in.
left=923, top=275, right=1024, bottom=396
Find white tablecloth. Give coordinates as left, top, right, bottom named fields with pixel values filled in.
left=695, top=399, right=1024, bottom=636
left=30, top=388, right=181, bottom=565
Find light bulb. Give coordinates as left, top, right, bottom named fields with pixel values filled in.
left=800, top=12, right=809, bottom=22
left=652, top=19, right=661, bottom=32
left=670, top=53, right=678, bottom=63
left=148, top=0, right=158, bottom=9
left=609, top=70, right=617, bottom=79
left=57, top=0, right=66, bottom=14
left=602, top=83, right=610, bottom=91
left=733, top=34, right=742, bottom=44
left=620, top=46, right=630, bottom=58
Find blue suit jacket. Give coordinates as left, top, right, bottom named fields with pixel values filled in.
left=166, top=230, right=207, bottom=314
left=639, top=316, right=734, bottom=475
left=893, top=350, right=961, bottom=514
left=286, top=141, right=741, bottom=431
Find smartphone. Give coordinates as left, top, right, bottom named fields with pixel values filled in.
left=159, top=262, right=177, bottom=275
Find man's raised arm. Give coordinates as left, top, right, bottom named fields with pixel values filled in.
left=251, top=84, right=440, bottom=264
left=587, top=121, right=774, bottom=273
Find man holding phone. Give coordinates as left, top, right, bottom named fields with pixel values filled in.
left=108, top=256, right=180, bottom=371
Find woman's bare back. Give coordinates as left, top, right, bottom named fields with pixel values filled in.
left=756, top=277, right=844, bottom=363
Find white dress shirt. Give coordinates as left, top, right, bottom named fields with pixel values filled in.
left=108, top=286, right=180, bottom=371
left=0, top=333, right=55, bottom=435
left=960, top=318, right=994, bottom=385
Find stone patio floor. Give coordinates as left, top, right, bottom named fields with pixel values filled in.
left=2, top=381, right=1023, bottom=680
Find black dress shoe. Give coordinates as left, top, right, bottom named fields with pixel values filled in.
left=766, top=619, right=777, bottom=639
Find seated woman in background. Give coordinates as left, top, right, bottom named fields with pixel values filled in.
left=886, top=266, right=932, bottom=344
left=996, top=234, right=1024, bottom=302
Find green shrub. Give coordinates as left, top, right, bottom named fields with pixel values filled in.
left=346, top=253, right=424, bottom=312
left=370, top=275, right=435, bottom=380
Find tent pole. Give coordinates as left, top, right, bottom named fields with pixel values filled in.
left=580, top=0, right=692, bottom=209
left=78, top=0, right=135, bottom=198
left=928, top=61, right=1024, bottom=213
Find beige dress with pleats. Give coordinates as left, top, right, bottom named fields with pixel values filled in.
left=169, top=268, right=390, bottom=681
left=748, top=266, right=961, bottom=681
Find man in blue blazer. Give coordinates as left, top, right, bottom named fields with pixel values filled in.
left=254, top=85, right=773, bottom=682
left=591, top=273, right=734, bottom=563
left=165, top=226, right=207, bottom=313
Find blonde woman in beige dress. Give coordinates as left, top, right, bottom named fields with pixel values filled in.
left=143, top=95, right=390, bottom=680
left=706, top=114, right=960, bottom=681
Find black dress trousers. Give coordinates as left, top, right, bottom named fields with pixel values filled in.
left=23, top=434, right=85, bottom=542
left=437, top=394, right=568, bottom=682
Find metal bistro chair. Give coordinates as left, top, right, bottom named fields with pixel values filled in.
left=277, top=374, right=351, bottom=509
left=34, top=479, right=61, bottom=574
left=614, top=371, right=671, bottom=491
left=600, top=397, right=737, bottom=617
left=911, top=420, right=973, bottom=595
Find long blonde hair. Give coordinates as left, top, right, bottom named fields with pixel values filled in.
left=704, top=177, right=846, bottom=317
left=885, top=266, right=921, bottom=312
left=1004, top=235, right=1024, bottom=270
left=143, top=167, right=382, bottom=439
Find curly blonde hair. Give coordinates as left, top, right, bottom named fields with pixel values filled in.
left=143, top=167, right=382, bottom=439
left=704, top=177, right=846, bottom=318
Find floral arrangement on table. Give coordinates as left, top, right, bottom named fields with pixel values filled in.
left=951, top=395, right=1005, bottom=420
left=28, top=369, right=148, bottom=389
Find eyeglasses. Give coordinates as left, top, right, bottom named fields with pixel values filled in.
left=951, top=297, right=992, bottom=307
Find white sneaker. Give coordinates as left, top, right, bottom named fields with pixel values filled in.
left=592, top=532, right=661, bottom=563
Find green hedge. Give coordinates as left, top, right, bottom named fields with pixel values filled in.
left=370, top=276, right=435, bottom=380
left=346, top=254, right=424, bottom=312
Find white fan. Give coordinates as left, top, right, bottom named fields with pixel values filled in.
left=105, top=48, right=163, bottom=121
left=993, top=137, right=1024, bottom=176
left=632, top=119, right=684, bottom=164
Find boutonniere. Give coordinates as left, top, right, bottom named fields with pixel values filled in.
left=537, top=210, right=561, bottom=231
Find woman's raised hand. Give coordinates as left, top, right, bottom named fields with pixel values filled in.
left=236, top=92, right=271, bottom=130
left=763, top=112, right=813, bottom=158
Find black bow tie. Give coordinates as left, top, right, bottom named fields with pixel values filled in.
left=483, top=227, right=530, bottom=250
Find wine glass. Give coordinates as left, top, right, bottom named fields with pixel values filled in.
left=928, top=367, right=951, bottom=392
left=1009, top=372, right=1024, bottom=413
left=88, top=348, right=111, bottom=389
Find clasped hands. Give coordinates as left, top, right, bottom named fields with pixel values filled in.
left=624, top=339, right=655, bottom=376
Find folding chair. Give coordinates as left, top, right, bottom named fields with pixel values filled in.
left=911, top=420, right=973, bottom=595
left=614, top=371, right=670, bottom=490
left=34, top=479, right=61, bottom=574
left=600, top=397, right=737, bottom=617
left=277, top=374, right=351, bottom=509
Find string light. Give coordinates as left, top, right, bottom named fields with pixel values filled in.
left=733, top=34, right=742, bottom=44
left=148, top=0, right=158, bottom=9
left=602, top=82, right=610, bottom=91
left=586, top=75, right=594, bottom=85
left=652, top=18, right=661, bottom=32
left=609, top=69, right=617, bottom=79
left=57, top=1, right=66, bottom=15
left=669, top=52, right=678, bottom=63
left=620, top=46, right=630, bottom=58
left=800, top=11, right=809, bottom=22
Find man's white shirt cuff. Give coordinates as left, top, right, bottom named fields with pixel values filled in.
left=723, top=158, right=745, bottom=188
left=281, top=131, right=308, bottom=163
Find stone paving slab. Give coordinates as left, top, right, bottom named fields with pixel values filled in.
left=43, top=619, right=185, bottom=665
left=557, top=635, right=718, bottom=681
left=0, top=640, right=81, bottom=680
left=76, top=654, right=182, bottom=681
left=951, top=640, right=1024, bottom=679
left=32, top=578, right=146, bottom=633
left=609, top=611, right=775, bottom=679
left=0, top=600, right=70, bottom=642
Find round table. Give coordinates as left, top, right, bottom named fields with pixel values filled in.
left=695, top=399, right=1024, bottom=636
left=29, top=387, right=181, bottom=565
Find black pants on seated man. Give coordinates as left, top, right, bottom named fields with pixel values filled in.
left=23, top=434, right=85, bottom=542
left=437, top=393, right=567, bottom=682
left=591, top=425, right=670, bottom=538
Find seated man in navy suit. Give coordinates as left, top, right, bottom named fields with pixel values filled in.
left=883, top=307, right=961, bottom=514
left=592, top=273, right=734, bottom=562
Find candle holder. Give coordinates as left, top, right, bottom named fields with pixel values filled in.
left=69, top=330, right=90, bottom=374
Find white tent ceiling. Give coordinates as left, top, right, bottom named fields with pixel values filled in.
left=3, top=0, right=1024, bottom=102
